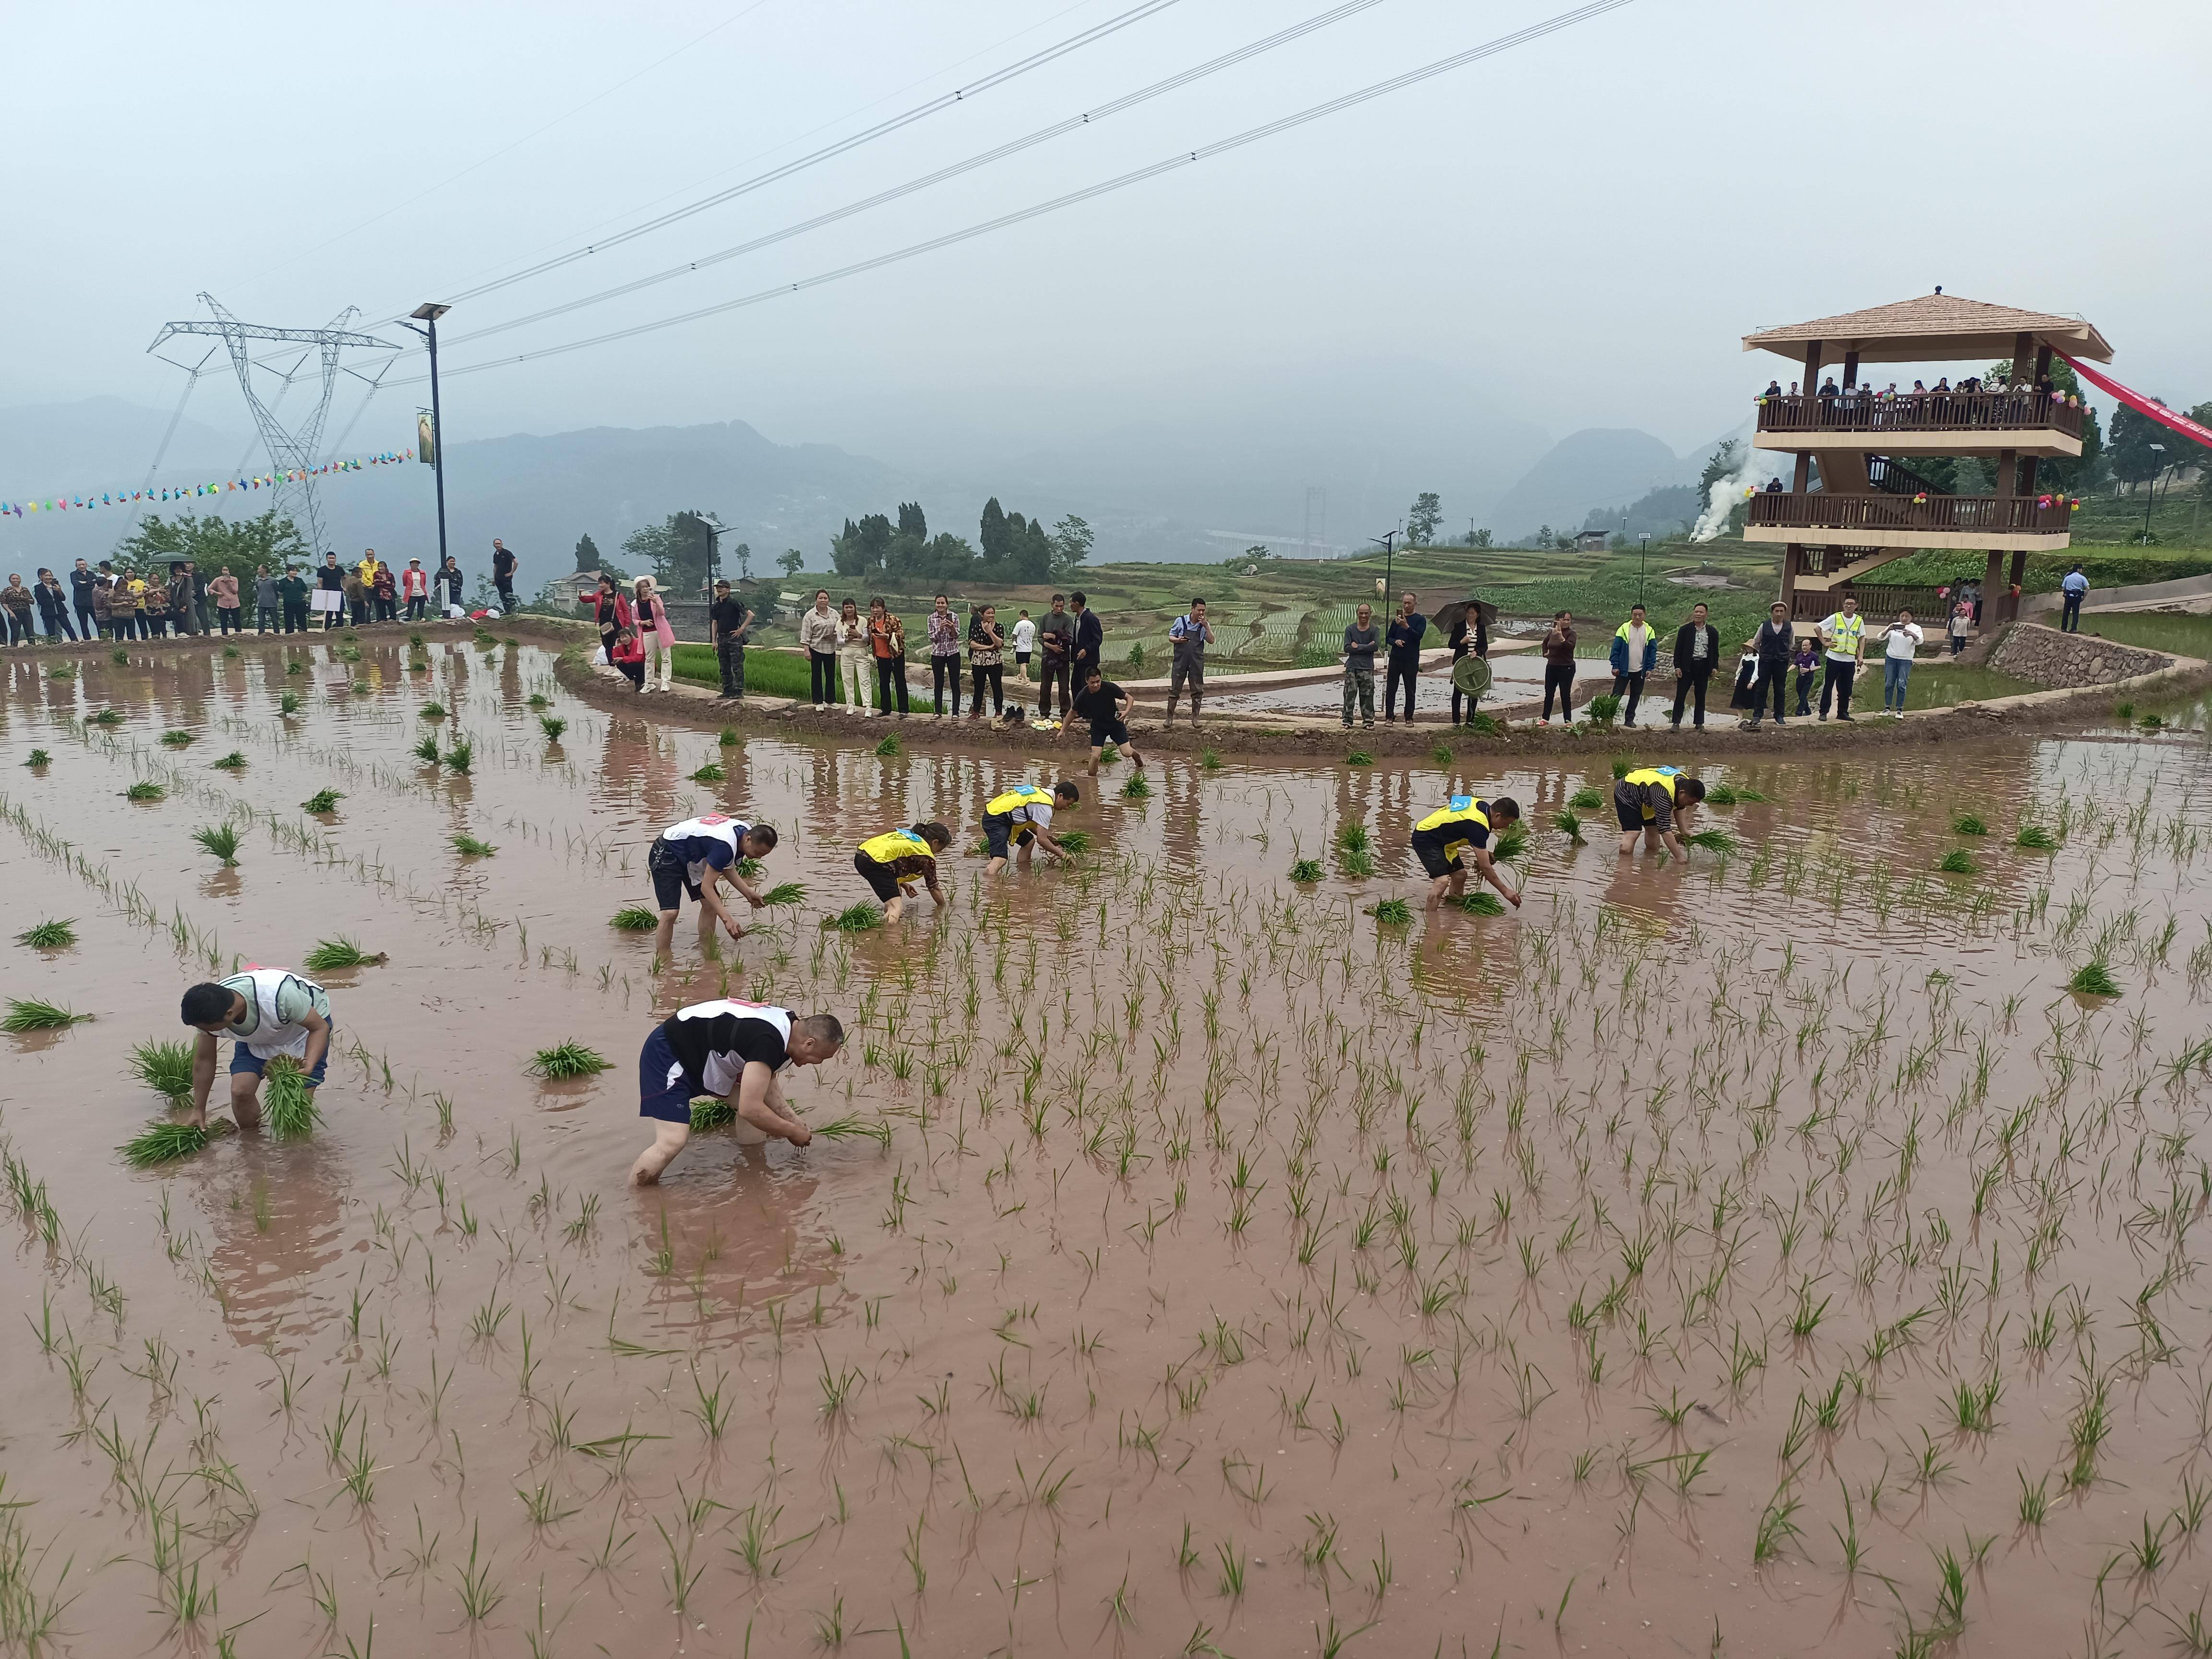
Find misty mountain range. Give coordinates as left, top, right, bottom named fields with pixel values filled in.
left=0, top=395, right=1731, bottom=582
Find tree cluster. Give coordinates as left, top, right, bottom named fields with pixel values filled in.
left=830, top=499, right=1090, bottom=586
left=111, top=509, right=310, bottom=577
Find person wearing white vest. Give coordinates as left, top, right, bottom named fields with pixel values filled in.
left=630, top=998, right=846, bottom=1183
left=1816, top=596, right=1865, bottom=721
left=180, top=968, right=335, bottom=1131
left=646, top=813, right=779, bottom=962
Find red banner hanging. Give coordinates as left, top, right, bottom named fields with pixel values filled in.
left=2060, top=354, right=2212, bottom=450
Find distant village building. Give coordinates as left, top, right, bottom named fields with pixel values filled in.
left=543, top=570, right=599, bottom=608
left=1574, top=530, right=1611, bottom=553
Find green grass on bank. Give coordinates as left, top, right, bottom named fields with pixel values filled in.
left=1902, top=661, right=2035, bottom=710
left=2068, top=611, right=2212, bottom=660
left=669, top=643, right=818, bottom=699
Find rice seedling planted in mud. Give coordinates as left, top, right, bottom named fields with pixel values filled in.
left=1122, top=773, right=1151, bottom=799
left=302, top=938, right=386, bottom=972
left=1368, top=898, right=1413, bottom=925
left=160, top=730, right=194, bottom=747
left=824, top=903, right=885, bottom=932
left=2068, top=959, right=2122, bottom=998
left=452, top=834, right=497, bottom=857
left=1552, top=808, right=1585, bottom=842
left=690, top=762, right=726, bottom=783
left=1568, top=785, right=1604, bottom=810
left=16, top=919, right=76, bottom=948
left=719, top=726, right=741, bottom=746
left=413, top=734, right=441, bottom=765
left=124, top=781, right=165, bottom=803
left=420, top=702, right=446, bottom=719
left=264, top=1056, right=320, bottom=1138
left=2017, top=824, right=2057, bottom=851
left=1288, top=858, right=1325, bottom=883
left=1936, top=848, right=1980, bottom=875
left=873, top=734, right=901, bottom=758
left=110, top=647, right=128, bottom=664
left=1345, top=751, right=1373, bottom=768
left=120, top=1119, right=224, bottom=1166
left=23, top=749, right=50, bottom=768
left=529, top=1042, right=611, bottom=1080
left=132, top=1039, right=195, bottom=1099
left=210, top=751, right=248, bottom=770
left=302, top=789, right=344, bottom=814
left=89, top=707, right=123, bottom=725
left=193, top=824, right=243, bottom=866
left=611, top=905, right=659, bottom=931
left=539, top=715, right=566, bottom=742
left=3, top=998, right=90, bottom=1032
left=1953, top=814, right=1988, bottom=836
left=278, top=691, right=301, bottom=716
left=444, top=738, right=474, bottom=774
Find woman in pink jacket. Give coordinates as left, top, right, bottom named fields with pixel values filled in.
left=633, top=577, right=676, bottom=693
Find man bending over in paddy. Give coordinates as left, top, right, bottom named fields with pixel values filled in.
left=646, top=812, right=777, bottom=961
left=1613, top=766, right=1706, bottom=858
left=631, top=999, right=844, bottom=1183
left=1411, top=793, right=1523, bottom=914
left=180, top=966, right=334, bottom=1131
left=854, top=822, right=951, bottom=922
left=983, top=780, right=1081, bottom=875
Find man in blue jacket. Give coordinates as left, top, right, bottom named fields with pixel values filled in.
left=1608, top=603, right=1658, bottom=727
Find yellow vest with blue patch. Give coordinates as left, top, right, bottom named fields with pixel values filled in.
left=858, top=829, right=932, bottom=866
left=1415, top=797, right=1492, bottom=864
left=1621, top=766, right=1683, bottom=821
left=986, top=786, right=1054, bottom=821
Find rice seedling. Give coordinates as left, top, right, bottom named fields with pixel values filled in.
left=110, top=647, right=129, bottom=663
left=132, top=1038, right=196, bottom=1098
left=1492, top=824, right=1529, bottom=860
left=539, top=715, right=566, bottom=741
left=351, top=679, right=371, bottom=694
left=160, top=729, right=194, bottom=747
left=689, top=1098, right=734, bottom=1131
left=2068, top=959, right=2121, bottom=998
left=1567, top=785, right=1604, bottom=811
left=1685, top=829, right=1737, bottom=854
left=420, top=702, right=446, bottom=719
left=1201, top=748, right=1223, bottom=769
left=452, top=834, right=497, bottom=857
left=1953, top=813, right=1987, bottom=836
left=279, top=691, right=301, bottom=715
left=16, top=918, right=76, bottom=948
left=1345, top=750, right=1373, bottom=767
left=2016, top=824, right=2057, bottom=851
left=611, top=905, right=659, bottom=931
left=529, top=1042, right=611, bottom=1080
left=1704, top=783, right=1739, bottom=805
left=120, top=1119, right=223, bottom=1166
left=302, top=938, right=386, bottom=971
left=812, top=1115, right=894, bottom=1146
left=1552, top=808, right=1584, bottom=842
left=89, top=707, right=123, bottom=725
left=1936, top=848, right=1978, bottom=875
left=874, top=733, right=901, bottom=757
left=412, top=734, right=441, bottom=765
left=1288, top=858, right=1324, bottom=883
left=125, top=781, right=167, bottom=803
left=690, top=762, right=726, bottom=783
left=264, top=1057, right=321, bottom=1139
left=1430, top=743, right=1453, bottom=765
left=1123, top=773, right=1151, bottom=798
left=762, top=882, right=806, bottom=905
left=1452, top=892, right=1506, bottom=916
left=1335, top=823, right=1370, bottom=854
left=193, top=824, right=243, bottom=866
left=23, top=748, right=50, bottom=768
left=824, top=902, right=884, bottom=932
left=719, top=726, right=741, bottom=746
left=3, top=997, right=90, bottom=1032
left=1057, top=830, right=1092, bottom=855
left=210, top=750, right=248, bottom=770
left=1369, top=898, right=1413, bottom=926
left=445, top=738, right=474, bottom=773
left=302, top=789, right=344, bottom=813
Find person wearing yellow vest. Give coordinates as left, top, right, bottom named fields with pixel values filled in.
left=1612, top=766, right=1707, bottom=856
left=983, top=781, right=1082, bottom=874
left=855, top=822, right=951, bottom=921
left=1816, top=595, right=1864, bottom=721
left=1411, top=794, right=1523, bottom=914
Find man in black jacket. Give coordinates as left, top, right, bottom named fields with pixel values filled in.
left=1668, top=602, right=1719, bottom=729
left=1741, top=601, right=1796, bottom=729
left=69, top=559, right=98, bottom=639
left=1069, top=591, right=1103, bottom=688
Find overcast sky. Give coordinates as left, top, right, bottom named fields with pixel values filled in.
left=8, top=0, right=2207, bottom=476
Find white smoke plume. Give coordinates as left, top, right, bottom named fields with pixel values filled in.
left=1690, top=442, right=1776, bottom=543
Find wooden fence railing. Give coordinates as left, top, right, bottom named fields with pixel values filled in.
left=1756, top=391, right=2083, bottom=439
left=1750, top=493, right=2071, bottom=535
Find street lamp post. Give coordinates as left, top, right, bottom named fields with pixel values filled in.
left=699, top=514, right=730, bottom=599
left=1637, top=533, right=1651, bottom=603
left=2145, top=444, right=2167, bottom=543
left=404, top=303, right=453, bottom=579
left=1368, top=532, right=1398, bottom=612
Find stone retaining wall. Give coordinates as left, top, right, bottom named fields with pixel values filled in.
left=1988, top=621, right=2171, bottom=688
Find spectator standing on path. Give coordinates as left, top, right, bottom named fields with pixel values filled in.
left=35, top=570, right=75, bottom=640
left=1035, top=593, right=1074, bottom=720
left=1669, top=601, right=1719, bottom=730
left=1791, top=631, right=1819, bottom=716
left=582, top=573, right=634, bottom=661
left=1948, top=599, right=1972, bottom=656
left=835, top=598, right=872, bottom=715
left=318, top=553, right=347, bottom=629
left=866, top=596, right=907, bottom=716
left=635, top=577, right=677, bottom=694
left=1741, top=601, right=1796, bottom=730
left=211, top=567, right=241, bottom=634
left=1012, top=610, right=1036, bottom=683
left=799, top=590, right=840, bottom=710
left=492, top=540, right=518, bottom=614
left=401, top=558, right=429, bottom=621
left=190, top=561, right=213, bottom=633
left=168, top=563, right=198, bottom=637
left=1879, top=609, right=1923, bottom=714
left=925, top=593, right=962, bottom=717
left=279, top=566, right=312, bottom=634
left=1816, top=595, right=1864, bottom=721
left=2059, top=564, right=2089, bottom=633
left=967, top=603, right=1007, bottom=720
left=69, top=559, right=97, bottom=640
left=254, top=566, right=280, bottom=634
left=1539, top=611, right=1577, bottom=726
left=1449, top=598, right=1488, bottom=727
left=1341, top=602, right=1379, bottom=729
left=1383, top=592, right=1427, bottom=722
left=1608, top=603, right=1657, bottom=727
left=1166, top=598, right=1213, bottom=725
left=1, top=575, right=31, bottom=645
left=1070, top=591, right=1103, bottom=692
left=131, top=571, right=159, bottom=638
left=434, top=555, right=464, bottom=613
left=712, top=581, right=753, bottom=700
left=352, top=552, right=381, bottom=625
left=90, top=576, right=112, bottom=640
left=373, top=562, right=397, bottom=622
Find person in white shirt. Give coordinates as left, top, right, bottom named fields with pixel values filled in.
left=1878, top=609, right=1923, bottom=714
left=1816, top=596, right=1865, bottom=721
left=1011, top=610, right=1037, bottom=682
left=1948, top=599, right=1972, bottom=656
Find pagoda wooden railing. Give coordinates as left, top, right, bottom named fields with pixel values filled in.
left=1756, top=391, right=2084, bottom=440
left=1750, top=493, right=2071, bottom=536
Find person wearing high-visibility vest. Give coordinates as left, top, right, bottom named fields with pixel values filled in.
left=1613, top=766, right=1707, bottom=857
left=645, top=813, right=780, bottom=962
left=179, top=968, right=335, bottom=1132
left=1411, top=794, right=1523, bottom=914
left=982, top=781, right=1082, bottom=875
left=854, top=822, right=951, bottom=922
left=1816, top=595, right=1865, bottom=721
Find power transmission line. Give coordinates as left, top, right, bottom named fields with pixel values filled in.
left=389, top=0, right=1634, bottom=387
left=444, top=0, right=1393, bottom=352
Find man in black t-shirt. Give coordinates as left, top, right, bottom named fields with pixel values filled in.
left=1058, top=666, right=1144, bottom=776
left=630, top=999, right=846, bottom=1182
left=709, top=580, right=750, bottom=698
left=491, top=539, right=518, bottom=613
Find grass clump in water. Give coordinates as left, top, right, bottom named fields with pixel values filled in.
left=1345, top=750, right=1373, bottom=768
left=540, top=715, right=567, bottom=742
left=1568, top=785, right=1604, bottom=810
left=301, top=937, right=385, bottom=971
left=874, top=734, right=901, bottom=758
left=132, top=1039, right=195, bottom=1099
left=1288, top=858, right=1324, bottom=883
left=125, top=781, right=166, bottom=803
left=193, top=824, right=243, bottom=866
left=2068, top=959, right=2121, bottom=998
left=1454, top=891, right=1507, bottom=915
left=278, top=691, right=301, bottom=716
left=3, top=998, right=90, bottom=1032
left=762, top=882, right=807, bottom=905
left=412, top=734, right=441, bottom=765
left=1685, top=828, right=1738, bottom=854
left=16, top=919, right=76, bottom=949
left=89, top=708, right=124, bottom=726
left=302, top=789, right=343, bottom=814
left=420, top=702, right=446, bottom=720
left=1936, top=848, right=1980, bottom=875
left=452, top=834, right=497, bottom=858
left=1552, top=808, right=1584, bottom=843
left=160, top=730, right=194, bottom=747
left=823, top=903, right=885, bottom=932
left=2016, top=824, right=2057, bottom=851
left=120, top=1119, right=222, bottom=1166
left=720, top=726, right=741, bottom=747
left=1200, top=749, right=1223, bottom=770
left=211, top=751, right=248, bottom=771
left=611, top=905, right=659, bottom=931
left=529, top=1042, right=611, bottom=1080
left=527, top=692, right=549, bottom=708
left=1953, top=814, right=1988, bottom=836
left=1369, top=898, right=1413, bottom=925
left=1122, top=773, right=1151, bottom=799
left=264, top=1056, right=320, bottom=1138
left=24, top=749, right=51, bottom=769
left=444, top=738, right=474, bottom=774
left=350, top=679, right=371, bottom=695
left=46, top=663, right=75, bottom=681
left=690, top=762, right=726, bottom=783
left=110, top=648, right=129, bottom=665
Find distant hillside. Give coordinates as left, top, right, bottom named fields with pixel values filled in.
left=1485, top=428, right=1698, bottom=541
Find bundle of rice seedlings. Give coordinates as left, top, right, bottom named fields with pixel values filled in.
left=1568, top=786, right=1604, bottom=811
left=2068, top=959, right=2121, bottom=998
left=762, top=882, right=807, bottom=905
left=1345, top=750, right=1373, bottom=768
left=285, top=661, right=307, bottom=676
left=873, top=734, right=902, bottom=758
left=1492, top=825, right=1529, bottom=861
left=1731, top=786, right=1769, bottom=802
left=124, top=781, right=166, bottom=803
left=823, top=903, right=885, bottom=932
left=263, top=1056, right=320, bottom=1138
left=16, top=919, right=76, bottom=949
left=301, top=937, right=385, bottom=971
left=812, top=1115, right=893, bottom=1146
left=420, top=702, right=446, bottom=719
left=1952, top=814, right=1988, bottom=836
left=444, top=738, right=474, bottom=774
left=1098, top=743, right=1122, bottom=765
left=1430, top=744, right=1454, bottom=766
left=338, top=645, right=363, bottom=663
left=302, top=789, right=343, bottom=813
left=690, top=762, right=726, bottom=783
left=452, top=834, right=497, bottom=857
left=278, top=692, right=302, bottom=716
left=46, top=663, right=75, bottom=681
left=719, top=727, right=741, bottom=747
left=1685, top=829, right=1738, bottom=854
left=23, top=749, right=51, bottom=769
left=132, top=1039, right=195, bottom=1099
left=221, top=645, right=240, bottom=659
left=412, top=734, right=441, bottom=765
left=611, top=905, right=660, bottom=931
left=110, top=648, right=129, bottom=665
left=527, top=692, right=549, bottom=708
left=1200, top=750, right=1224, bottom=771
left=2016, top=825, right=2057, bottom=851
left=350, top=679, right=372, bottom=695
left=89, top=708, right=123, bottom=725
left=736, top=856, right=764, bottom=877
left=211, top=751, right=248, bottom=771
left=1611, top=757, right=1640, bottom=780
left=1552, top=808, right=1584, bottom=843
left=1056, top=831, right=1092, bottom=855
left=540, top=716, right=567, bottom=742
left=690, top=1097, right=735, bottom=1131
left=1122, top=773, right=1151, bottom=799
left=1936, top=848, right=1979, bottom=875
left=120, top=1118, right=231, bottom=1166
left=1368, top=898, right=1413, bottom=925
left=1704, top=783, right=1739, bottom=805
left=193, top=824, right=243, bottom=866
left=529, top=1042, right=611, bottom=1079
left=1335, top=823, right=1370, bottom=854
left=3, top=998, right=90, bottom=1033
left=1454, top=891, right=1506, bottom=916
left=1289, top=858, right=1324, bottom=882
left=1338, top=847, right=1377, bottom=878
left=160, top=730, right=194, bottom=747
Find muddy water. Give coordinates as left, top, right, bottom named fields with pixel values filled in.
left=3, top=636, right=2212, bottom=1656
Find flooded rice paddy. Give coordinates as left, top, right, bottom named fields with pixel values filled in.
left=4, top=634, right=2212, bottom=1656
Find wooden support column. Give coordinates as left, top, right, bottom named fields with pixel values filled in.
left=2006, top=550, right=2028, bottom=622
left=2034, top=343, right=2053, bottom=382
left=1982, top=550, right=2007, bottom=630
left=1842, top=350, right=1859, bottom=390
left=2010, top=330, right=2032, bottom=385
left=1802, top=340, right=1822, bottom=395
left=1780, top=544, right=1802, bottom=613
left=1996, top=448, right=2018, bottom=497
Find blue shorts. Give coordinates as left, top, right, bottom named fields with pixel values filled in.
left=638, top=1025, right=706, bottom=1125
left=231, top=1034, right=332, bottom=1086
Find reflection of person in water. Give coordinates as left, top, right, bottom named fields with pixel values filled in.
left=631, top=1000, right=845, bottom=1183
left=201, top=1138, right=351, bottom=1349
